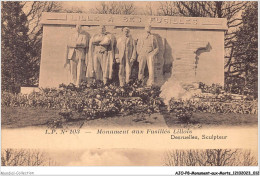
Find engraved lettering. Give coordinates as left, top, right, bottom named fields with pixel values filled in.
left=150, top=17, right=156, bottom=23
left=164, top=18, right=169, bottom=24
left=52, top=14, right=206, bottom=27
left=94, top=16, right=99, bottom=21
left=123, top=17, right=128, bottom=22
left=156, top=17, right=162, bottom=23
left=129, top=17, right=134, bottom=22
left=66, top=14, right=71, bottom=21
left=108, top=17, right=114, bottom=22
left=179, top=18, right=185, bottom=24
left=87, top=16, right=93, bottom=21
left=122, top=17, right=142, bottom=23
left=68, top=14, right=78, bottom=21
left=186, top=19, right=191, bottom=24
left=172, top=18, right=178, bottom=24
left=73, top=15, right=78, bottom=21
left=80, top=15, right=86, bottom=21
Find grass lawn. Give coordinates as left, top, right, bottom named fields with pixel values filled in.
left=1, top=107, right=60, bottom=128
left=1, top=107, right=258, bottom=129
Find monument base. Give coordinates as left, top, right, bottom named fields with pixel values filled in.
left=20, top=87, right=40, bottom=94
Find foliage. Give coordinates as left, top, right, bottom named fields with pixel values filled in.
left=169, top=97, right=257, bottom=115
left=1, top=2, right=32, bottom=92
left=1, top=2, right=61, bottom=92
left=164, top=149, right=257, bottom=166
left=227, top=2, right=258, bottom=97
left=1, top=149, right=56, bottom=166
left=169, top=82, right=257, bottom=117
left=2, top=80, right=164, bottom=120
left=199, top=82, right=223, bottom=94
left=172, top=106, right=193, bottom=123
left=89, top=1, right=136, bottom=15
left=3, top=81, right=257, bottom=127
left=22, top=2, right=62, bottom=85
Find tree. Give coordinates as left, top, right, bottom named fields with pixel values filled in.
left=1, top=149, right=57, bottom=166
left=142, top=2, right=155, bottom=16
left=227, top=2, right=258, bottom=97
left=90, top=1, right=136, bottom=15
left=1, top=1, right=62, bottom=93
left=22, top=2, right=62, bottom=85
left=164, top=149, right=257, bottom=166
left=22, top=2, right=61, bottom=46
left=1, top=2, right=32, bottom=92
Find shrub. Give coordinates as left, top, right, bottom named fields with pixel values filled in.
left=2, top=80, right=165, bottom=120
left=168, top=98, right=257, bottom=115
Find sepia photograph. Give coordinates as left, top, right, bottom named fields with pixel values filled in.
left=1, top=0, right=258, bottom=175
left=1, top=148, right=258, bottom=166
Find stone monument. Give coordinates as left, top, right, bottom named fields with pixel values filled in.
left=137, top=24, right=159, bottom=86
left=115, top=27, right=136, bottom=86
left=87, top=25, right=115, bottom=84
left=65, top=24, right=88, bottom=86
left=39, top=13, right=227, bottom=88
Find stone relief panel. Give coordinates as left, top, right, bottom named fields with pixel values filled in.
left=64, top=25, right=167, bottom=87
left=39, top=14, right=225, bottom=88
left=65, top=25, right=90, bottom=86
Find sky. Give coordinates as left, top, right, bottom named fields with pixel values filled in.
left=47, top=148, right=165, bottom=166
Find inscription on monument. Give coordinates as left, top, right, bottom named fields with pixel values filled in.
left=42, top=13, right=227, bottom=30
left=67, top=14, right=100, bottom=22
left=149, top=17, right=198, bottom=25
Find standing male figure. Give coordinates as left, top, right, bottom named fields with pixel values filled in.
left=137, top=25, right=159, bottom=86
left=115, top=27, right=136, bottom=86
left=87, top=25, right=115, bottom=84
left=66, top=25, right=88, bottom=86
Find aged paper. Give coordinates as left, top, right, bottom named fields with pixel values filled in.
left=1, top=1, right=258, bottom=175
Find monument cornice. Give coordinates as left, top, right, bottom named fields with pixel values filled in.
left=40, top=12, right=228, bottom=30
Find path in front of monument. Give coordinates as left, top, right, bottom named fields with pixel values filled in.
left=1, top=107, right=258, bottom=129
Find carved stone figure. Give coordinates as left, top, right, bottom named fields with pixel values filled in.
left=115, top=27, right=137, bottom=86
left=137, top=25, right=159, bottom=86
left=87, top=25, right=115, bottom=84
left=65, top=25, right=88, bottom=86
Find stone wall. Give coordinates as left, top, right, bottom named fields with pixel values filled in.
left=39, top=13, right=227, bottom=87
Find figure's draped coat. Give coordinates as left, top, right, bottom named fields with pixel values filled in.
left=86, top=33, right=115, bottom=80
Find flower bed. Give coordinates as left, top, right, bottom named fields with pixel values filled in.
left=169, top=96, right=257, bottom=115
left=2, top=81, right=164, bottom=120
left=168, top=82, right=257, bottom=115
left=2, top=81, right=257, bottom=123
